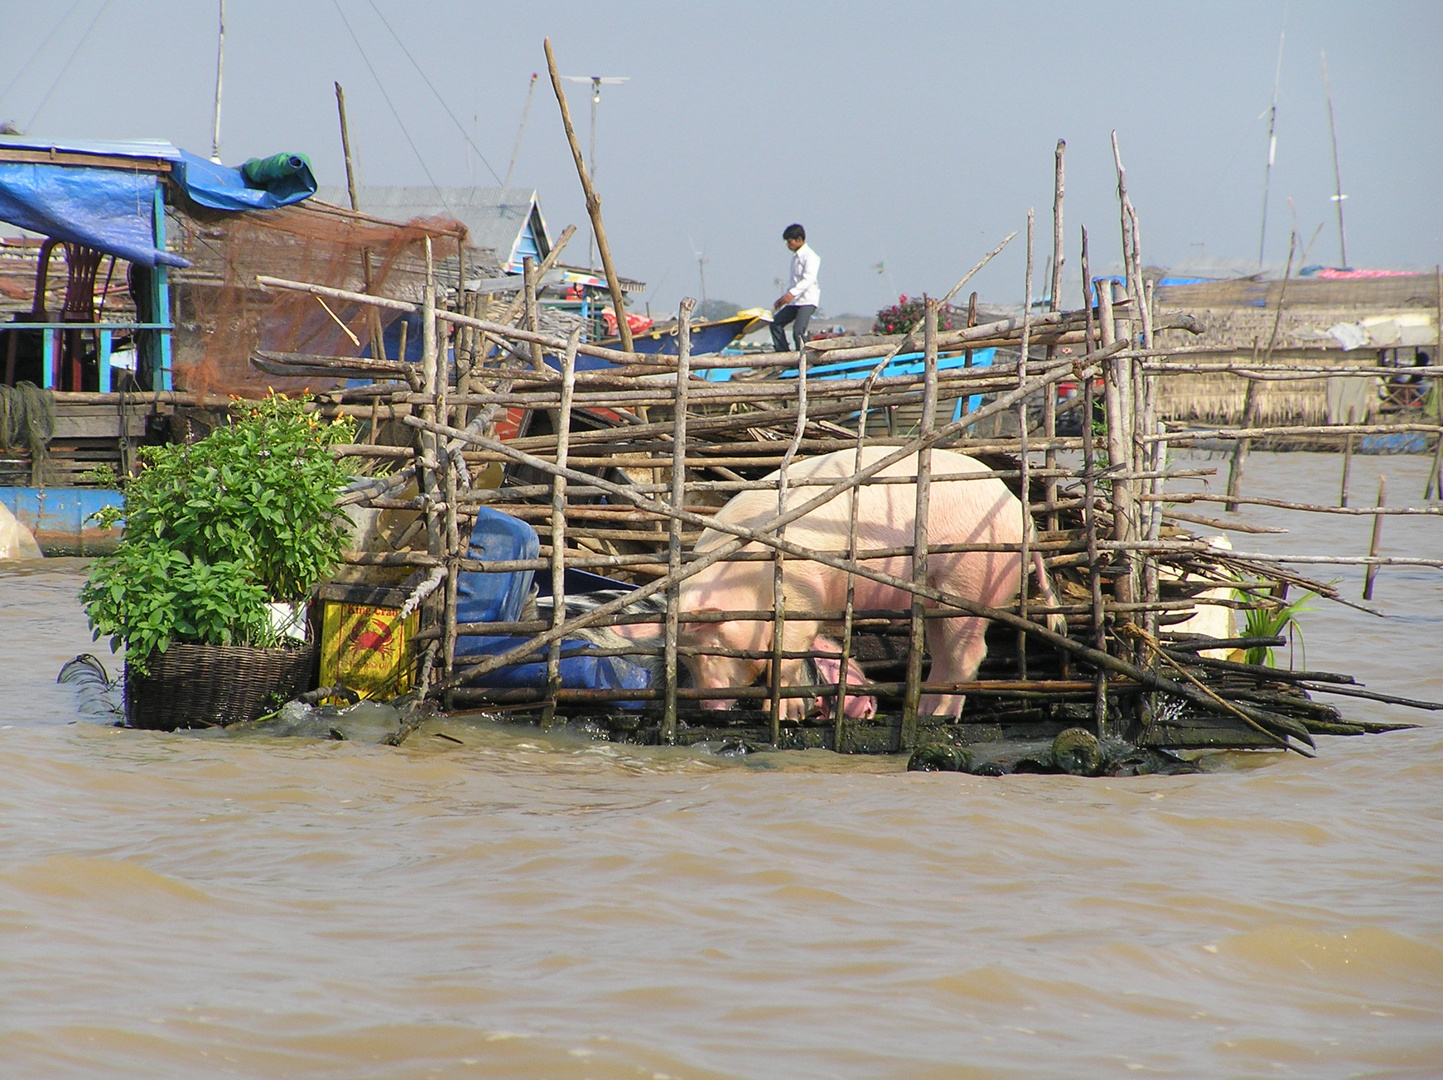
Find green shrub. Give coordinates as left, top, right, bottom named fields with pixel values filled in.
left=80, top=395, right=356, bottom=672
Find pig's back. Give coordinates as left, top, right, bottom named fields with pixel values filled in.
left=698, top=447, right=1021, bottom=551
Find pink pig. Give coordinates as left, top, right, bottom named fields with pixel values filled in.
left=679, top=446, right=1026, bottom=719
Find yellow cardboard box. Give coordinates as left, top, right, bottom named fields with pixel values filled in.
left=318, top=587, right=419, bottom=700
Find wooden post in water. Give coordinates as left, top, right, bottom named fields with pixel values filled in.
left=542, top=328, right=581, bottom=727
left=1080, top=226, right=1108, bottom=733
left=1098, top=281, right=1130, bottom=595
left=1428, top=265, right=1443, bottom=500
left=902, top=300, right=939, bottom=745
left=1045, top=140, right=1065, bottom=533
left=834, top=352, right=892, bottom=751
left=1016, top=212, right=1034, bottom=679
left=441, top=444, right=459, bottom=701
left=663, top=298, right=694, bottom=743
left=1340, top=406, right=1356, bottom=506
left=1230, top=234, right=1295, bottom=510
left=1363, top=475, right=1386, bottom=600
left=768, top=339, right=809, bottom=743
left=420, top=238, right=443, bottom=557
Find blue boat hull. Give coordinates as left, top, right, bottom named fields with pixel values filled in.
left=0, top=487, right=123, bottom=556
left=598, top=312, right=765, bottom=357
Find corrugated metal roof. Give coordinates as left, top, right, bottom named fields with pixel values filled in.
left=312, top=185, right=547, bottom=270
left=0, top=136, right=183, bottom=161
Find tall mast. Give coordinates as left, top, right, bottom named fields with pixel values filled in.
left=1321, top=49, right=1348, bottom=268
left=210, top=0, right=225, bottom=163
left=1257, top=10, right=1285, bottom=270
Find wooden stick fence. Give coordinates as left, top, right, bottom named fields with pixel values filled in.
left=247, top=140, right=1441, bottom=758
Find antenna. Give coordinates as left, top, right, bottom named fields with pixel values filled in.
left=210, top=0, right=225, bottom=162
left=561, top=74, right=630, bottom=267
left=689, top=235, right=708, bottom=311
left=1321, top=49, right=1348, bottom=268
left=1257, top=6, right=1285, bottom=269
left=503, top=72, right=538, bottom=188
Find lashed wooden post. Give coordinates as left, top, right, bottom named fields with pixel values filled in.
left=1340, top=406, right=1356, bottom=507
left=1045, top=139, right=1065, bottom=532
left=768, top=339, right=809, bottom=742
left=1428, top=265, right=1443, bottom=500
left=663, top=299, right=695, bottom=743
left=1016, top=211, right=1035, bottom=679
left=420, top=238, right=443, bottom=557
left=544, top=37, right=633, bottom=352
left=542, top=327, right=582, bottom=726
left=442, top=446, right=460, bottom=692
left=834, top=349, right=898, bottom=750
left=902, top=299, right=939, bottom=745
left=1081, top=227, right=1107, bottom=729
left=1363, top=476, right=1386, bottom=600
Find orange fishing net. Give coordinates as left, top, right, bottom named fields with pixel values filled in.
left=166, top=194, right=467, bottom=398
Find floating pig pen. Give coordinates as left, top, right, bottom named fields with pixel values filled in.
left=255, top=142, right=1441, bottom=769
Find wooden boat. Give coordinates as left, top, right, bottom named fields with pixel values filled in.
left=596, top=309, right=769, bottom=358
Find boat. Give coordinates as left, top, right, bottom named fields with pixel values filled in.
left=595, top=308, right=770, bottom=359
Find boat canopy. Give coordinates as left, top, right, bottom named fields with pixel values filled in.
left=0, top=137, right=317, bottom=268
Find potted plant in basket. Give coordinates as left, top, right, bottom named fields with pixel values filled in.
left=80, top=394, right=356, bottom=729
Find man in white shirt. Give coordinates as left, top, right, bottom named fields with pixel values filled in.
left=771, top=223, right=820, bottom=352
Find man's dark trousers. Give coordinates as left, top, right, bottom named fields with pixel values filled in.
left=770, top=304, right=816, bottom=351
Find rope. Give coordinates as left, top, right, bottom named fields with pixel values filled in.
left=0, top=382, right=56, bottom=462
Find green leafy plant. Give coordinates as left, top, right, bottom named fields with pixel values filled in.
left=78, top=463, right=119, bottom=488
left=80, top=395, right=356, bottom=673
left=1237, top=588, right=1315, bottom=667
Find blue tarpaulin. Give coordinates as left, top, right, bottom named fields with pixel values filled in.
left=0, top=137, right=317, bottom=268
left=452, top=508, right=655, bottom=698
left=172, top=149, right=316, bottom=212
left=0, top=159, right=187, bottom=267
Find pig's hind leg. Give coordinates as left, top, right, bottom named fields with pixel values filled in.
left=918, top=614, right=992, bottom=718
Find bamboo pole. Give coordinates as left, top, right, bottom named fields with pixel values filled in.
left=442, top=443, right=460, bottom=691
left=767, top=337, right=809, bottom=742
left=420, top=239, right=443, bottom=558
left=544, top=38, right=633, bottom=352
left=542, top=327, right=581, bottom=726
left=1428, top=265, right=1443, bottom=500
left=834, top=352, right=894, bottom=750
left=1016, top=212, right=1034, bottom=679
left=1099, top=282, right=1136, bottom=653
left=1340, top=405, right=1356, bottom=507
left=663, top=298, right=694, bottom=744
left=1045, top=140, right=1064, bottom=532
left=1146, top=491, right=1443, bottom=516
left=1363, top=475, right=1385, bottom=600
left=1080, top=226, right=1108, bottom=732
left=902, top=300, right=939, bottom=741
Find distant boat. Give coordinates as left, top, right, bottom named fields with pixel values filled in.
left=597, top=309, right=769, bottom=357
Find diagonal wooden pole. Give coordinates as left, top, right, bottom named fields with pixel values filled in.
left=544, top=38, right=633, bottom=352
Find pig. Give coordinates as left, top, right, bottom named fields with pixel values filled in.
left=678, top=446, right=1027, bottom=719
left=532, top=590, right=877, bottom=718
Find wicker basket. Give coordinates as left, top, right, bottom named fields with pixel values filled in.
left=125, top=641, right=318, bottom=730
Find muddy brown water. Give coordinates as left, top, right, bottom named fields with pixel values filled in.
left=2, top=451, right=1441, bottom=1079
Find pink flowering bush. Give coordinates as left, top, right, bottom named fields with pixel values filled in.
left=872, top=294, right=953, bottom=336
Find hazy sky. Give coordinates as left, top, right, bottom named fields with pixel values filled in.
left=2, top=1, right=1439, bottom=317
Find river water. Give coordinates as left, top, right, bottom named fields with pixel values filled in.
left=2, top=451, right=1441, bottom=1080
